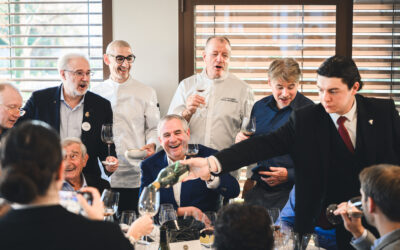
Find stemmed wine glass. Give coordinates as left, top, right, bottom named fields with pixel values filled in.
left=195, top=75, right=209, bottom=116
left=241, top=116, right=256, bottom=136
left=185, top=144, right=199, bottom=157
left=119, top=210, right=137, bottom=232
left=101, top=124, right=116, bottom=166
left=200, top=211, right=217, bottom=248
left=326, top=196, right=363, bottom=226
left=101, top=189, right=119, bottom=222
left=137, top=186, right=160, bottom=245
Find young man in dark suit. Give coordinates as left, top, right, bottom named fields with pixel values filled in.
left=183, top=55, right=400, bottom=249
left=140, top=114, right=239, bottom=220
left=21, top=53, right=119, bottom=182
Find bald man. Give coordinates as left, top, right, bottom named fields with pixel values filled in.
left=0, top=83, right=24, bottom=138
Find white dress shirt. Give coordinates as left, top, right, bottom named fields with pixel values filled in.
left=91, top=76, right=160, bottom=188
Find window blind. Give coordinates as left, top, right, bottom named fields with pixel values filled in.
left=0, top=0, right=103, bottom=99
left=194, top=5, right=337, bottom=103
left=352, top=1, right=400, bottom=112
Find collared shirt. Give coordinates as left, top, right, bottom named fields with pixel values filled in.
left=250, top=93, right=314, bottom=185
left=166, top=155, right=220, bottom=207
left=91, top=76, right=160, bottom=188
left=61, top=174, right=88, bottom=191
left=168, top=70, right=254, bottom=151
left=372, top=228, right=400, bottom=249
left=329, top=98, right=357, bottom=148
left=59, top=86, right=85, bottom=140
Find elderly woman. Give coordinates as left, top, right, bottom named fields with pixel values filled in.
left=0, top=121, right=152, bottom=249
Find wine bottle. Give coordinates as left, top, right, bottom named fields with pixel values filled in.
left=149, top=161, right=189, bottom=190
left=158, top=228, right=170, bottom=250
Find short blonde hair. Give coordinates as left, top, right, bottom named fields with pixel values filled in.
left=268, top=58, right=301, bottom=83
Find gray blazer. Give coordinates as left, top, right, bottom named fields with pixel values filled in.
left=351, top=229, right=400, bottom=250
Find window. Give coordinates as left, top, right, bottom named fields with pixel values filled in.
left=0, top=0, right=112, bottom=99
left=352, top=1, right=399, bottom=111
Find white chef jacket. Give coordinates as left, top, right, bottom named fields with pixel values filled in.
left=168, top=70, right=254, bottom=152
left=91, top=76, right=160, bottom=188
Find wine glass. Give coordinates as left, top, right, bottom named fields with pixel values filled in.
left=159, top=208, right=177, bottom=226
left=185, top=144, right=199, bottom=156
left=119, top=210, right=137, bottom=232
left=241, top=116, right=256, bottom=136
left=101, top=124, right=116, bottom=166
left=101, top=189, right=119, bottom=222
left=137, top=186, right=160, bottom=245
left=200, top=211, right=217, bottom=248
left=195, top=75, right=209, bottom=116
left=326, top=196, right=363, bottom=225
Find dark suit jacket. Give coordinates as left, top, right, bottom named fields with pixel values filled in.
left=140, top=144, right=240, bottom=212
left=85, top=173, right=111, bottom=194
left=21, top=85, right=116, bottom=178
left=0, top=205, right=133, bottom=250
left=214, top=95, right=400, bottom=246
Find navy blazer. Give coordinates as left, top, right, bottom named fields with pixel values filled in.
left=21, top=85, right=116, bottom=178
left=140, top=144, right=240, bottom=212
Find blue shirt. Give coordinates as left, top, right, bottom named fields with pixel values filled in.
left=250, top=92, right=313, bottom=189
left=280, top=186, right=338, bottom=250
left=59, top=86, right=85, bottom=140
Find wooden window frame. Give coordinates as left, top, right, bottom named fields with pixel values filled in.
left=102, top=0, right=113, bottom=80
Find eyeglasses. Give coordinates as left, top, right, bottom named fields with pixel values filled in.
left=64, top=70, right=94, bottom=78
left=1, top=104, right=25, bottom=116
left=108, top=54, right=136, bottom=64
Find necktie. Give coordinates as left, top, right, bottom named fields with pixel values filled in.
left=337, top=116, right=354, bottom=153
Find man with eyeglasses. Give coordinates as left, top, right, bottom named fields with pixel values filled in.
left=21, top=52, right=119, bottom=185
left=91, top=40, right=160, bottom=214
left=0, top=83, right=24, bottom=139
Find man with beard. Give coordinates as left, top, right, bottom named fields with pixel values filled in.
left=92, top=40, right=160, bottom=214
left=0, top=83, right=24, bottom=139
left=168, top=36, right=254, bottom=180
left=61, top=137, right=110, bottom=194
left=22, top=53, right=118, bottom=183
left=334, top=164, right=400, bottom=250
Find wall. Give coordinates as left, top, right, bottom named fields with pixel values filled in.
left=112, top=0, right=179, bottom=116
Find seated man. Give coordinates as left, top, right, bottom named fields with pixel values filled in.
left=140, top=114, right=239, bottom=219
left=335, top=164, right=400, bottom=250
left=62, top=137, right=110, bottom=194
left=279, top=186, right=337, bottom=250
left=0, top=82, right=24, bottom=139
left=213, top=203, right=274, bottom=250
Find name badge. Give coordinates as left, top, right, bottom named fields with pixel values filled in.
left=81, top=122, right=91, bottom=131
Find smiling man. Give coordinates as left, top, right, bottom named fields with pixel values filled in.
left=62, top=137, right=110, bottom=193
left=21, top=53, right=118, bottom=182
left=0, top=83, right=24, bottom=138
left=168, top=36, right=254, bottom=180
left=91, top=40, right=160, bottom=214
left=235, top=58, right=313, bottom=209
left=183, top=55, right=400, bottom=249
left=140, top=114, right=239, bottom=218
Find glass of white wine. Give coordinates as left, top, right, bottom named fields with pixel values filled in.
left=137, top=187, right=160, bottom=245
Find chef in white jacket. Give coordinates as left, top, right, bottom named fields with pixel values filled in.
left=168, top=36, right=254, bottom=179
left=92, top=40, right=160, bottom=214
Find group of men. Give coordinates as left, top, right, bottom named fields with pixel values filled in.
left=1, top=34, right=400, bottom=250
left=0, top=36, right=248, bottom=215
